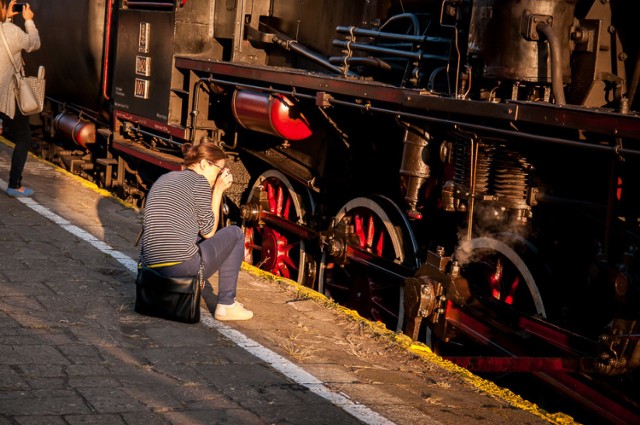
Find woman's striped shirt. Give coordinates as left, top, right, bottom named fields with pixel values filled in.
left=140, top=170, right=214, bottom=266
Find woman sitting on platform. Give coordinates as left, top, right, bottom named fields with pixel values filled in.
left=140, top=141, right=253, bottom=321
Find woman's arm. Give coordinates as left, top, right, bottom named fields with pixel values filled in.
left=10, top=3, right=40, bottom=52
left=202, top=169, right=233, bottom=239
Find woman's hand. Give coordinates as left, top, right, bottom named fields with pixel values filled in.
left=208, top=168, right=232, bottom=236
left=22, top=3, right=34, bottom=20
left=6, top=0, right=18, bottom=19
left=214, top=168, right=233, bottom=192
left=6, top=1, right=34, bottom=20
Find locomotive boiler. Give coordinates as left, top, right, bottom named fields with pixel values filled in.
left=22, top=0, right=640, bottom=421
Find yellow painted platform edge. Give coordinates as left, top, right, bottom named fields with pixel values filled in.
left=241, top=262, right=578, bottom=425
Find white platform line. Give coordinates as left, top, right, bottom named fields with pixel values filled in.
left=1, top=178, right=398, bottom=425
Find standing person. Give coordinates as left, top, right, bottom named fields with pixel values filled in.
left=140, top=141, right=253, bottom=321
left=0, top=0, right=40, bottom=197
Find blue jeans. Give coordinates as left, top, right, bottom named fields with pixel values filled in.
left=159, top=225, right=244, bottom=305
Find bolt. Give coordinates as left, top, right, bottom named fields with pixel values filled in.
left=620, top=97, right=630, bottom=114
left=451, top=261, right=461, bottom=277
left=619, top=52, right=628, bottom=61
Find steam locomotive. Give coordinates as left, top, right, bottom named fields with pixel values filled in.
left=21, top=0, right=640, bottom=420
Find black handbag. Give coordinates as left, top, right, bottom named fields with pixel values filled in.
left=135, top=265, right=204, bottom=323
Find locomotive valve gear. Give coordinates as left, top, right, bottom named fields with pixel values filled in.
left=427, top=246, right=451, bottom=272
left=319, top=219, right=356, bottom=265
left=404, top=276, right=439, bottom=341
left=323, top=237, right=346, bottom=260
left=596, top=320, right=640, bottom=375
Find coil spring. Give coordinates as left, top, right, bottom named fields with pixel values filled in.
left=493, top=147, right=531, bottom=208
left=453, top=141, right=494, bottom=196
left=452, top=141, right=530, bottom=209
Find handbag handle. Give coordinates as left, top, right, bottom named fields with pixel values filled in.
left=0, top=25, right=23, bottom=75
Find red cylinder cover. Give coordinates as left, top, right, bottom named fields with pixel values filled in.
left=54, top=113, right=96, bottom=149
left=232, top=90, right=312, bottom=141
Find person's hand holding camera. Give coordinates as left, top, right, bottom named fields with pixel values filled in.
left=21, top=3, right=34, bottom=20
left=8, top=1, right=34, bottom=20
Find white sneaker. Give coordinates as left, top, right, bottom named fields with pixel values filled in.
left=214, top=301, right=253, bottom=321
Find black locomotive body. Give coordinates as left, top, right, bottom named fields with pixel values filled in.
left=23, top=0, right=640, bottom=421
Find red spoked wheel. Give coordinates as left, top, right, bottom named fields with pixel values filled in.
left=420, top=235, right=548, bottom=354
left=456, top=236, right=546, bottom=318
left=242, top=170, right=317, bottom=288
left=319, top=196, right=418, bottom=332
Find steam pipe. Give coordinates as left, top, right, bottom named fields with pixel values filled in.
left=190, top=79, right=208, bottom=142
left=332, top=39, right=449, bottom=62
left=272, top=35, right=356, bottom=76
left=379, top=13, right=421, bottom=36
left=101, top=0, right=114, bottom=101
left=329, top=56, right=393, bottom=71
left=627, top=48, right=640, bottom=107
left=536, top=22, right=566, bottom=105
left=134, top=126, right=182, bottom=147
left=335, top=26, right=450, bottom=45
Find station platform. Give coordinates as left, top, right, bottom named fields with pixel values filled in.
left=0, top=137, right=568, bottom=425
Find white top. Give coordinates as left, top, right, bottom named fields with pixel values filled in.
left=0, top=20, right=40, bottom=119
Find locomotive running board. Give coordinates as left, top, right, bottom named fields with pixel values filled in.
left=175, top=57, right=640, bottom=141
left=112, top=137, right=183, bottom=171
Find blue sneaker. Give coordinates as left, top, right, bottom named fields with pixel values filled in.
left=6, top=186, right=34, bottom=197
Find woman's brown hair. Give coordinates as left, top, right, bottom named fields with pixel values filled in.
left=181, top=141, right=226, bottom=168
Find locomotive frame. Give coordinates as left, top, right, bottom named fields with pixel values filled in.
left=21, top=0, right=640, bottom=422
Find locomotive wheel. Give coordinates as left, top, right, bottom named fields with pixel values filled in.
left=425, top=236, right=548, bottom=356
left=318, top=196, right=419, bottom=332
left=457, top=236, right=547, bottom=318
left=242, top=170, right=317, bottom=288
